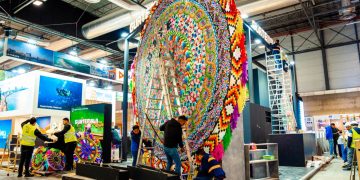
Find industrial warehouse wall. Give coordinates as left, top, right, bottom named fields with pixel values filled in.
left=251, top=25, right=360, bottom=116
left=302, top=91, right=360, bottom=116
left=326, top=45, right=360, bottom=89
left=254, top=24, right=360, bottom=93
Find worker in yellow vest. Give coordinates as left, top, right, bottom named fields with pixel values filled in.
left=343, top=121, right=360, bottom=171
left=54, top=118, right=77, bottom=171
left=18, top=117, right=53, bottom=177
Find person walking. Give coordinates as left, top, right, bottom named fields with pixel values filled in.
left=343, top=121, right=360, bottom=170
left=160, top=115, right=188, bottom=175
left=341, top=122, right=352, bottom=167
left=325, top=124, right=334, bottom=156
left=131, top=125, right=141, bottom=166
left=337, top=130, right=345, bottom=160
left=18, top=118, right=53, bottom=177
left=54, top=118, right=77, bottom=171
left=111, top=127, right=121, bottom=162
left=331, top=123, right=340, bottom=158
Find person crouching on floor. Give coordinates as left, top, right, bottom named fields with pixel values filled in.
left=194, top=148, right=226, bottom=180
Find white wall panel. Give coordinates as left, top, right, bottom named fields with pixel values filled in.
left=327, top=44, right=360, bottom=89
left=295, top=50, right=325, bottom=93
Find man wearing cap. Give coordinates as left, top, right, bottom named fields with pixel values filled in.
left=341, top=122, right=352, bottom=167
left=343, top=121, right=360, bottom=170
left=18, top=118, right=53, bottom=177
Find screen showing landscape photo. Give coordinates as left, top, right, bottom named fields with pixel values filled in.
left=70, top=105, right=105, bottom=136
left=53, top=52, right=91, bottom=74
left=38, top=76, right=83, bottom=111
left=7, top=39, right=54, bottom=65
left=0, top=77, right=32, bottom=113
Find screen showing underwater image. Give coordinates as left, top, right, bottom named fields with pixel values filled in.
left=70, top=105, right=105, bottom=135
left=38, top=76, right=83, bottom=111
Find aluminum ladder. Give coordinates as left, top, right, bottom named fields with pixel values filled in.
left=136, top=57, right=194, bottom=179
left=0, top=134, right=20, bottom=175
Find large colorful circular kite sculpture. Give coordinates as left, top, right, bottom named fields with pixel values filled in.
left=31, top=146, right=65, bottom=172
left=31, top=146, right=47, bottom=171
left=74, top=133, right=102, bottom=164
left=131, top=0, right=247, bottom=169
left=46, top=148, right=66, bottom=171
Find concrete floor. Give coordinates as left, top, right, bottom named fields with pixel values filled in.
left=312, top=158, right=359, bottom=180
left=279, top=166, right=315, bottom=180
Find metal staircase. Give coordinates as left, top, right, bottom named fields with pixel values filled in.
left=137, top=57, right=193, bottom=178
left=266, top=53, right=296, bottom=134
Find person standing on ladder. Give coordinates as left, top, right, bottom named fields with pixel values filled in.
left=160, top=115, right=188, bottom=175
left=54, top=118, right=77, bottom=171
left=18, top=117, right=53, bottom=177
left=271, top=39, right=281, bottom=69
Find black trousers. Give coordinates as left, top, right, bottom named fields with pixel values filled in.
left=64, top=142, right=77, bottom=171
left=334, top=139, right=338, bottom=156
left=18, top=145, right=34, bottom=175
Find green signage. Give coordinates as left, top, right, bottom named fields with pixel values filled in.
left=70, top=105, right=105, bottom=136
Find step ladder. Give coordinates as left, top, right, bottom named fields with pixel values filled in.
left=136, top=57, right=194, bottom=179
left=0, top=134, right=20, bottom=174
left=266, top=54, right=296, bottom=134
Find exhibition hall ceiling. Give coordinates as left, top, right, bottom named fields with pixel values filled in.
left=0, top=0, right=358, bottom=72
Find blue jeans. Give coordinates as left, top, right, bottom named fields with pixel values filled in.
left=328, top=139, right=334, bottom=155
left=347, top=148, right=355, bottom=167
left=338, top=144, right=344, bottom=159
left=343, top=146, right=348, bottom=162
left=132, top=150, right=138, bottom=166
left=164, top=147, right=181, bottom=175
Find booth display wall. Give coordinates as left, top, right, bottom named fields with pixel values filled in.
left=253, top=69, right=270, bottom=108
left=33, top=71, right=86, bottom=116
left=0, top=71, right=85, bottom=139
left=0, top=72, right=36, bottom=118
left=70, top=103, right=112, bottom=163
left=0, top=119, right=11, bottom=148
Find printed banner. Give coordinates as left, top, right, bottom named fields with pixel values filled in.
left=38, top=76, right=83, bottom=111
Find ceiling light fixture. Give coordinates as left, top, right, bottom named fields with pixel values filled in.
left=33, top=0, right=44, bottom=6
left=17, top=68, right=26, bottom=74
left=69, top=47, right=78, bottom=56
left=121, top=32, right=129, bottom=38
left=100, top=59, right=107, bottom=64
left=290, top=61, right=295, bottom=66
left=255, top=39, right=261, bottom=44
left=241, top=13, right=249, bottom=19
left=27, top=39, right=37, bottom=45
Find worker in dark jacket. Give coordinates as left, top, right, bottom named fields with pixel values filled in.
left=18, top=118, right=53, bottom=177
left=131, top=125, right=141, bottom=166
left=194, top=148, right=226, bottom=180
left=54, top=118, right=77, bottom=171
left=160, top=115, right=188, bottom=175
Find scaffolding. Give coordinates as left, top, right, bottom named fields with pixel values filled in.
left=266, top=53, right=296, bottom=134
